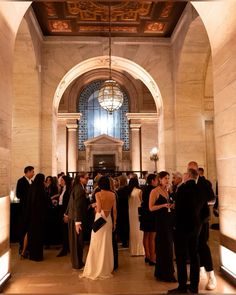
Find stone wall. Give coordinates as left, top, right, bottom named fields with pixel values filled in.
left=172, top=7, right=215, bottom=179
left=41, top=37, right=173, bottom=175
left=12, top=16, right=42, bottom=189
left=0, top=3, right=30, bottom=196
left=193, top=1, right=236, bottom=241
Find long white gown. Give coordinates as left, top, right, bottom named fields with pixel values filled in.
left=80, top=210, right=114, bottom=280
left=129, top=187, right=145, bottom=256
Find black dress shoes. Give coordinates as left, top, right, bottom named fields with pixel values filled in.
left=186, top=284, right=198, bottom=293
left=145, top=257, right=150, bottom=263
left=168, top=287, right=188, bottom=293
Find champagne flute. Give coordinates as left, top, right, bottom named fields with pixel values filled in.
left=166, top=184, right=171, bottom=212
left=167, top=196, right=171, bottom=213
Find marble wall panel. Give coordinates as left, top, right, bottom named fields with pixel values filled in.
left=12, top=17, right=41, bottom=187
left=141, top=122, right=158, bottom=172
left=216, top=133, right=236, bottom=160
left=0, top=13, right=14, bottom=195
left=214, top=105, right=236, bottom=138
left=214, top=81, right=236, bottom=115
left=176, top=141, right=205, bottom=171
left=218, top=186, right=236, bottom=240
left=214, top=56, right=236, bottom=96
left=176, top=116, right=203, bottom=141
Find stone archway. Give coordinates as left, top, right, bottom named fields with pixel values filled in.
left=52, top=56, right=164, bottom=174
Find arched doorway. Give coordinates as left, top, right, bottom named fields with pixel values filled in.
left=53, top=56, right=162, bottom=175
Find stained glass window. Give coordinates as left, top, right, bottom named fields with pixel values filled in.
left=77, top=80, right=129, bottom=151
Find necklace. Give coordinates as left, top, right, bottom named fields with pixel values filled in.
left=158, top=185, right=168, bottom=197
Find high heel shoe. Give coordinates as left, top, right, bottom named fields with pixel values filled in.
left=20, top=253, right=28, bottom=259
left=149, top=260, right=156, bottom=266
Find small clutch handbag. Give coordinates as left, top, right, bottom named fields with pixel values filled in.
left=92, top=216, right=107, bottom=232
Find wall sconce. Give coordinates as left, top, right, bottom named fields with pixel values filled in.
left=150, top=147, right=159, bottom=172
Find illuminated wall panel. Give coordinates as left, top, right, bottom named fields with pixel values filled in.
left=0, top=196, right=10, bottom=290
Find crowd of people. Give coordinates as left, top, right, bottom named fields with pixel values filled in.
left=15, top=161, right=217, bottom=292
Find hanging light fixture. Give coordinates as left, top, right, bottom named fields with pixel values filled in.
left=98, top=2, right=124, bottom=113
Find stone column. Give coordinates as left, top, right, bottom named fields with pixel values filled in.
left=130, top=123, right=141, bottom=174
left=127, top=113, right=158, bottom=174
left=66, top=122, right=78, bottom=173
left=57, top=113, right=81, bottom=174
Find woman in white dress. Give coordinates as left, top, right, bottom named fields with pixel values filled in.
left=81, top=176, right=117, bottom=280
left=128, top=177, right=145, bottom=256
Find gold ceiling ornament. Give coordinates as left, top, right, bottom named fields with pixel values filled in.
left=98, top=2, right=124, bottom=114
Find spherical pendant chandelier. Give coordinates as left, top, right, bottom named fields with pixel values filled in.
left=98, top=3, right=124, bottom=113
left=98, top=79, right=123, bottom=113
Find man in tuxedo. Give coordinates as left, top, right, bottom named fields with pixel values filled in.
left=169, top=169, right=205, bottom=294
left=188, top=161, right=216, bottom=290
left=171, top=171, right=183, bottom=194
left=16, top=166, right=35, bottom=254
left=66, top=172, right=89, bottom=269
left=116, top=175, right=129, bottom=248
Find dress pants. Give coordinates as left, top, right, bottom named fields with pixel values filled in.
left=59, top=206, right=69, bottom=253
left=174, top=230, right=200, bottom=290
left=198, top=222, right=213, bottom=271
left=68, top=219, right=84, bottom=269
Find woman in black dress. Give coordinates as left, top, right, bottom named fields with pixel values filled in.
left=149, top=171, right=176, bottom=282
left=140, top=173, right=158, bottom=265
left=26, top=173, right=48, bottom=261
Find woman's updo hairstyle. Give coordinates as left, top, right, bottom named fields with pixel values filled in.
left=98, top=176, right=111, bottom=191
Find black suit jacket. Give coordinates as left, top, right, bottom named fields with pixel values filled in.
left=197, top=176, right=215, bottom=223
left=175, top=179, right=205, bottom=234
left=61, top=188, right=71, bottom=214
left=67, top=182, right=87, bottom=224
left=16, top=176, right=31, bottom=211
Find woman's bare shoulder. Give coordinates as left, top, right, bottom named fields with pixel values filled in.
left=151, top=186, right=160, bottom=195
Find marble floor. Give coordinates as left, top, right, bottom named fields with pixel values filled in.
left=3, top=229, right=236, bottom=294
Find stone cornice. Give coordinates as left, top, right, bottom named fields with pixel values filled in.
left=43, top=36, right=170, bottom=47
left=84, top=134, right=124, bottom=146
left=126, top=113, right=158, bottom=122
left=66, top=124, right=78, bottom=130
left=58, top=113, right=82, bottom=120
left=129, top=124, right=141, bottom=130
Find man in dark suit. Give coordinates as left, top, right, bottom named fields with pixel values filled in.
left=116, top=175, right=130, bottom=248
left=66, top=172, right=89, bottom=269
left=188, top=162, right=217, bottom=290
left=16, top=165, right=34, bottom=254
left=169, top=169, right=205, bottom=294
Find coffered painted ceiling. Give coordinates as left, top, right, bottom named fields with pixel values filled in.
left=32, top=1, right=187, bottom=37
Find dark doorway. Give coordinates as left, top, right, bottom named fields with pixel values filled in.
left=93, top=154, right=116, bottom=172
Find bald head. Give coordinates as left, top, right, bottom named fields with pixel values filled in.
left=187, top=161, right=198, bottom=172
